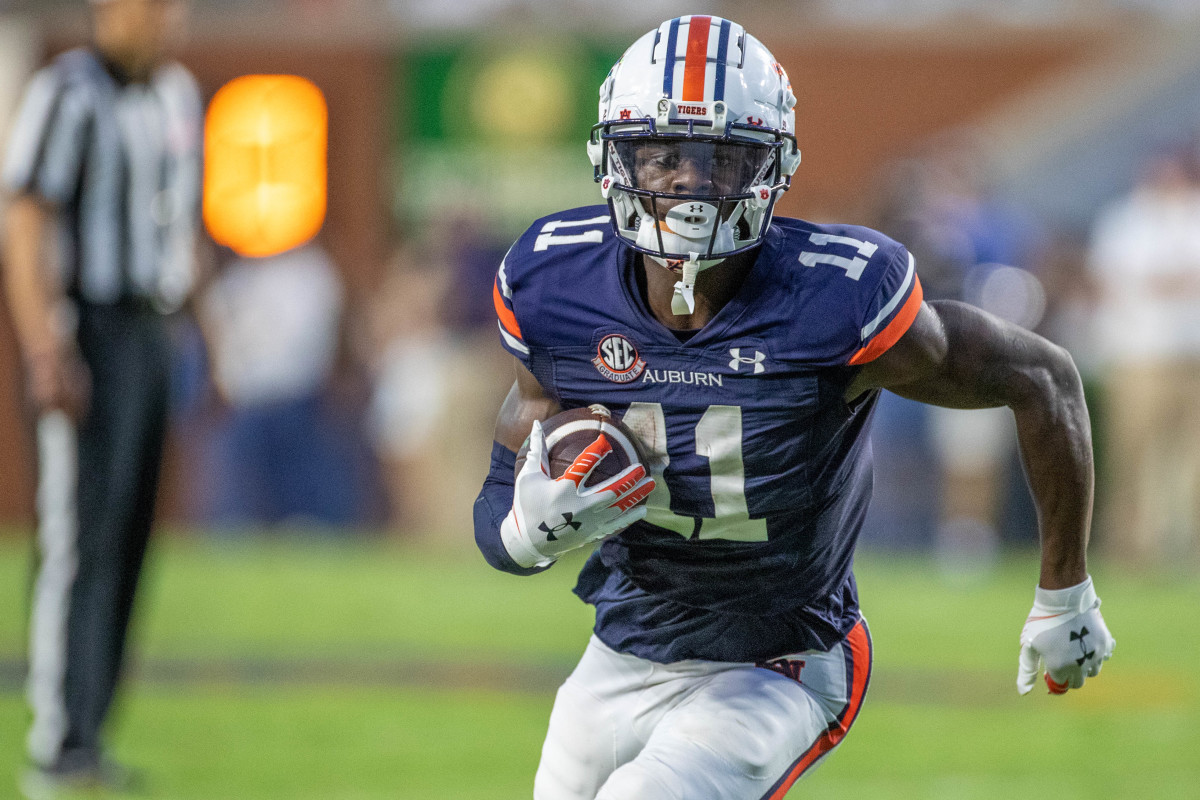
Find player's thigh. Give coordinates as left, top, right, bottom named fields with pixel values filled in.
left=594, top=668, right=825, bottom=800
left=596, top=619, right=872, bottom=800
left=534, top=637, right=655, bottom=800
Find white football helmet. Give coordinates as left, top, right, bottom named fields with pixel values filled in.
left=588, top=16, right=801, bottom=295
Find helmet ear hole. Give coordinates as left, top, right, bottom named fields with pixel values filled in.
left=781, top=142, right=802, bottom=177
left=587, top=139, right=604, bottom=169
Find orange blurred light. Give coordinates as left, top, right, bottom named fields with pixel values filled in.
left=203, top=75, right=327, bottom=258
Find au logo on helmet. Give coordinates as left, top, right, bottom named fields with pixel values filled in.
left=593, top=334, right=647, bottom=383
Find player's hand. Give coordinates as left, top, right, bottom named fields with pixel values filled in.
left=1016, top=576, right=1115, bottom=695
left=500, top=419, right=655, bottom=568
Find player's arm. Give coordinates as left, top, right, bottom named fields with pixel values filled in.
left=845, top=299, right=1114, bottom=694
left=494, top=357, right=562, bottom=452
left=473, top=359, right=559, bottom=575
left=847, top=299, right=1090, bottom=588
left=2, top=193, right=89, bottom=420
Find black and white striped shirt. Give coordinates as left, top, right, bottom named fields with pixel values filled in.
left=2, top=47, right=203, bottom=311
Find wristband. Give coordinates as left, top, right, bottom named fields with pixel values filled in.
left=473, top=442, right=551, bottom=576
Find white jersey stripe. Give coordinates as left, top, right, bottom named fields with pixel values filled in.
left=1, top=69, right=62, bottom=191
left=26, top=410, right=79, bottom=766
left=859, top=251, right=915, bottom=341
left=35, top=90, right=90, bottom=205
left=154, top=65, right=203, bottom=311
left=118, top=88, right=164, bottom=295
left=499, top=321, right=530, bottom=355
left=497, top=251, right=513, bottom=300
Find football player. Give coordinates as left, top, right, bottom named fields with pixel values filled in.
left=473, top=16, right=1114, bottom=799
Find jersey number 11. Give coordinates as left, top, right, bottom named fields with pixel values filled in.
left=621, top=402, right=769, bottom=543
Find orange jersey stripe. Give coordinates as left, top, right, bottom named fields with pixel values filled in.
left=681, top=16, right=712, bottom=102
left=493, top=277, right=523, bottom=339
left=842, top=622, right=872, bottom=724
left=847, top=275, right=924, bottom=366
left=767, top=621, right=872, bottom=800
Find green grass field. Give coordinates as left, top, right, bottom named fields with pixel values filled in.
left=1, top=533, right=1197, bottom=799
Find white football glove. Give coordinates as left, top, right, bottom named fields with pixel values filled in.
left=1017, top=576, right=1115, bottom=695
left=500, top=419, right=655, bottom=569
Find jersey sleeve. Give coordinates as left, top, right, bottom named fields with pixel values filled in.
left=847, top=246, right=923, bottom=366
left=1, top=65, right=87, bottom=204
left=492, top=246, right=532, bottom=368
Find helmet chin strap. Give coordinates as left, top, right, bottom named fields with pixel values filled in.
left=634, top=208, right=728, bottom=316
left=670, top=254, right=701, bottom=316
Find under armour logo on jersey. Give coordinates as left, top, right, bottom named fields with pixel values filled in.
left=538, top=513, right=582, bottom=542
left=1071, top=626, right=1095, bottom=666
left=729, top=348, right=766, bottom=374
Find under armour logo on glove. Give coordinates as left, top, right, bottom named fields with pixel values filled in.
left=539, top=513, right=583, bottom=542
left=1070, top=627, right=1095, bottom=666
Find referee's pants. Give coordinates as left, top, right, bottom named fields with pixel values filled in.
left=26, top=302, right=171, bottom=768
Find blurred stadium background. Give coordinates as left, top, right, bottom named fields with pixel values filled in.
left=0, top=0, right=1198, bottom=797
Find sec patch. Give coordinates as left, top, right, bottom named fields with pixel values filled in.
left=593, top=334, right=646, bottom=383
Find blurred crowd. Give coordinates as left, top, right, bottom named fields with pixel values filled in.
left=153, top=126, right=1200, bottom=572
left=862, top=130, right=1200, bottom=571
left=2, top=9, right=1199, bottom=572
left=165, top=205, right=514, bottom=542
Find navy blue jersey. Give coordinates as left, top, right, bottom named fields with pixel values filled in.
left=493, top=205, right=923, bottom=663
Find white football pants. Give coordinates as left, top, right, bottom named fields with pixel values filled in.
left=534, top=618, right=872, bottom=800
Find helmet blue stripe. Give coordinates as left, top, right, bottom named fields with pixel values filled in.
left=713, top=19, right=730, bottom=102
left=662, top=17, right=681, bottom=97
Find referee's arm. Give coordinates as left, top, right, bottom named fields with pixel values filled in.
left=2, top=64, right=90, bottom=419
left=2, top=193, right=89, bottom=420
left=2, top=66, right=91, bottom=419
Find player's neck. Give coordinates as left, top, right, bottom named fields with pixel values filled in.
left=637, top=251, right=757, bottom=331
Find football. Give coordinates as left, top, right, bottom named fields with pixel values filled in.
left=515, top=404, right=650, bottom=491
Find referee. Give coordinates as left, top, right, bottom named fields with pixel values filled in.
left=1, top=0, right=201, bottom=794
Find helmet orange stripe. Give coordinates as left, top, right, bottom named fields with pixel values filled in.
left=681, top=15, right=712, bottom=102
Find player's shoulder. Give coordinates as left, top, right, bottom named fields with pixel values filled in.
left=511, top=205, right=613, bottom=255
left=494, top=206, right=616, bottom=363
left=767, top=215, right=908, bottom=289
left=503, top=205, right=615, bottom=286
left=755, top=216, right=918, bottom=366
